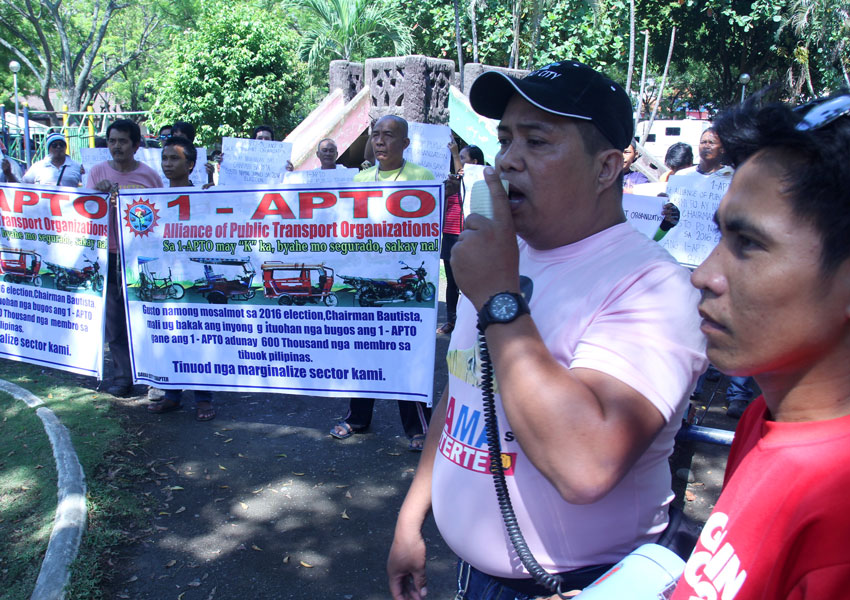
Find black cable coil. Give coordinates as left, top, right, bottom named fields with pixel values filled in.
left=478, top=333, right=569, bottom=599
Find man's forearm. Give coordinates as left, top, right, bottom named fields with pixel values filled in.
left=482, top=317, right=664, bottom=504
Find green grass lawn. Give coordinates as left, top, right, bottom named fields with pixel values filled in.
left=0, top=359, right=147, bottom=600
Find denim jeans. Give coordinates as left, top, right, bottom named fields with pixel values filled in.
left=726, top=376, right=754, bottom=402
left=454, top=560, right=613, bottom=600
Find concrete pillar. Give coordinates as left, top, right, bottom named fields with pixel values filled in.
left=365, top=55, right=455, bottom=125
left=462, top=63, right=529, bottom=96
left=329, top=61, right=365, bottom=103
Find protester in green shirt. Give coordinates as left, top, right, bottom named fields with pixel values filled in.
left=332, top=115, right=434, bottom=451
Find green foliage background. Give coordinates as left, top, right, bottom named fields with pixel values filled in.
left=2, top=0, right=848, bottom=140
left=148, top=2, right=309, bottom=146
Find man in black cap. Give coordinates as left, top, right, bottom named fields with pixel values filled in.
left=387, top=61, right=706, bottom=600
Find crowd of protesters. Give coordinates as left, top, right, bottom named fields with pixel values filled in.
left=3, top=60, right=849, bottom=599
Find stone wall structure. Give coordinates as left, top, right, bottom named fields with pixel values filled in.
left=328, top=58, right=531, bottom=128
left=462, top=63, right=529, bottom=94
left=363, top=55, right=455, bottom=125
left=328, top=61, right=365, bottom=103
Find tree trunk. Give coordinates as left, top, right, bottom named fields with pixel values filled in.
left=625, top=0, right=636, bottom=96
left=645, top=27, right=675, bottom=143
left=527, top=0, right=544, bottom=69
left=0, top=0, right=158, bottom=119
left=453, top=0, right=465, bottom=90
left=635, top=30, right=649, bottom=141
left=509, top=0, right=521, bottom=69
left=470, top=0, right=479, bottom=63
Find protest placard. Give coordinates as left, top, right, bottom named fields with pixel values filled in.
left=218, top=137, right=293, bottom=186
left=0, top=183, right=109, bottom=377
left=403, top=122, right=452, bottom=182
left=80, top=147, right=208, bottom=188
left=283, top=167, right=358, bottom=186
left=118, top=181, right=443, bottom=402
left=459, top=164, right=486, bottom=218
left=659, top=170, right=733, bottom=266
left=623, top=193, right=668, bottom=239
left=631, top=181, right=667, bottom=197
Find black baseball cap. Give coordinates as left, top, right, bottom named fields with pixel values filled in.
left=469, top=60, right=634, bottom=151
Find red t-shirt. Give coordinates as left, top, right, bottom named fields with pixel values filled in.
left=672, top=396, right=850, bottom=600
left=443, top=192, right=463, bottom=235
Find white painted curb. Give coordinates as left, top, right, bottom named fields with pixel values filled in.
left=0, top=379, right=87, bottom=600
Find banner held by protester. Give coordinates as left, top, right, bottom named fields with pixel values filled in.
left=118, top=181, right=443, bottom=402
left=0, top=183, right=109, bottom=377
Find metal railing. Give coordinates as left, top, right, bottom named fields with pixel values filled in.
left=0, top=105, right=149, bottom=168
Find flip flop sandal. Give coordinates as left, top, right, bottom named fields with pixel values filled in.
left=408, top=434, right=426, bottom=452
left=147, top=399, right=182, bottom=414
left=436, top=322, right=455, bottom=335
left=330, top=421, right=356, bottom=439
left=195, top=406, right=216, bottom=422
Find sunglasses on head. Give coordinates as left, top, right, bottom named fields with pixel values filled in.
left=795, top=94, right=850, bottom=131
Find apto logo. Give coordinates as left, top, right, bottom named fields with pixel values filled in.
left=681, top=512, right=747, bottom=600
left=123, top=198, right=159, bottom=237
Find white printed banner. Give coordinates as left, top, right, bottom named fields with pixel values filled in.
left=659, top=171, right=733, bottom=267
left=81, top=147, right=209, bottom=188
left=118, top=182, right=444, bottom=402
left=0, top=183, right=109, bottom=377
left=218, top=137, right=293, bottom=186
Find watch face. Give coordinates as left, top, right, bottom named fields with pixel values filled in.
left=490, top=293, right=519, bottom=321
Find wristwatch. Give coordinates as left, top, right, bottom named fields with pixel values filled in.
left=477, top=292, right=530, bottom=332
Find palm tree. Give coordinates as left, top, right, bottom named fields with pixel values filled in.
left=291, top=0, right=414, bottom=73
left=779, top=0, right=850, bottom=96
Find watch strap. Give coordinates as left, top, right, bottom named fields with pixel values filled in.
left=477, top=291, right=529, bottom=332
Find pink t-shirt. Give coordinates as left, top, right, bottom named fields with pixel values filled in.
left=432, top=222, right=706, bottom=577
left=86, top=161, right=163, bottom=252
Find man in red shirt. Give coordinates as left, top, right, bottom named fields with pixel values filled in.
left=673, top=95, right=850, bottom=599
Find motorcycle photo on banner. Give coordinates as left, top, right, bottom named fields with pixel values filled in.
left=341, top=260, right=436, bottom=307
left=47, top=255, right=104, bottom=292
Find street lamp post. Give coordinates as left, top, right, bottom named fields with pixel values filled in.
left=9, top=60, right=21, bottom=129
left=739, top=73, right=751, bottom=105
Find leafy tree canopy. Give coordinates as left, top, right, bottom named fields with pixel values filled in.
left=149, top=2, right=309, bottom=147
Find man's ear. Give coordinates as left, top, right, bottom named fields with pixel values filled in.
left=403, top=137, right=410, bottom=151
left=596, top=149, right=623, bottom=193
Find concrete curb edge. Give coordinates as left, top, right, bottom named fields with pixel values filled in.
left=0, top=379, right=87, bottom=600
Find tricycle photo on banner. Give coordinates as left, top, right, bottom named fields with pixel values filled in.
left=341, top=260, right=435, bottom=307
left=135, top=257, right=185, bottom=301
left=261, top=262, right=338, bottom=306
left=189, top=256, right=257, bottom=304
left=0, top=247, right=43, bottom=287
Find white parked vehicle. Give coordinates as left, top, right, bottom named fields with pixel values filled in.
left=634, top=119, right=711, bottom=164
